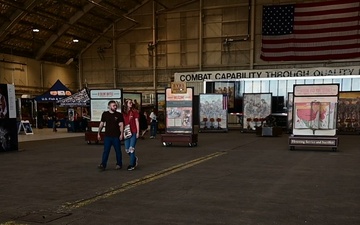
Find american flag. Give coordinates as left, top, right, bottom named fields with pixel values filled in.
left=261, top=0, right=360, bottom=61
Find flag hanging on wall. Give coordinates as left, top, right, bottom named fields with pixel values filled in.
left=260, top=0, right=360, bottom=61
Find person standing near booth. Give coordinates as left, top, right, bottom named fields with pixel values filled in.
left=149, top=108, right=158, bottom=139
left=122, top=99, right=139, bottom=171
left=97, top=100, right=124, bottom=171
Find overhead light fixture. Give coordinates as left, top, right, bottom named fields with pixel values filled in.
left=73, top=39, right=79, bottom=43
left=32, top=28, right=40, bottom=33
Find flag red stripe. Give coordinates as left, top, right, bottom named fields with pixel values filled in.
left=261, top=52, right=360, bottom=61
left=262, top=34, right=360, bottom=45
left=262, top=43, right=360, bottom=53
left=296, top=0, right=359, bottom=8
left=295, top=16, right=359, bottom=26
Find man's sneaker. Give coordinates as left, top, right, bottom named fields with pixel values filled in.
left=127, top=165, right=135, bottom=171
left=135, top=156, right=138, bottom=167
left=98, top=164, right=105, bottom=171
left=115, top=165, right=122, bottom=170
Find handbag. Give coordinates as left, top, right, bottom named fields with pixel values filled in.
left=124, top=124, right=132, bottom=139
left=124, top=112, right=133, bottom=139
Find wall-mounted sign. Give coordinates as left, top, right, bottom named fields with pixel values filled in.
left=171, top=82, right=187, bottom=94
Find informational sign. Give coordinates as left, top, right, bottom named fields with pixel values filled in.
left=174, top=66, right=360, bottom=82
left=165, top=87, right=193, bottom=133
left=90, top=89, right=122, bottom=122
left=90, top=89, right=121, bottom=99
left=292, top=84, right=339, bottom=136
left=18, top=120, right=33, bottom=135
left=171, top=82, right=187, bottom=94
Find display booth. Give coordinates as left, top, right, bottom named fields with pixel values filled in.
left=34, top=79, right=72, bottom=129
left=289, top=84, right=339, bottom=151
left=0, top=83, right=18, bottom=152
left=161, top=85, right=198, bottom=147
left=198, top=94, right=228, bottom=132
left=85, top=89, right=122, bottom=144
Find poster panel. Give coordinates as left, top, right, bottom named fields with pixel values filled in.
left=0, top=118, right=18, bottom=151
left=90, top=89, right=122, bottom=122
left=242, top=93, right=272, bottom=130
left=292, top=84, right=339, bottom=136
left=199, top=94, right=228, bottom=132
left=165, top=88, right=193, bottom=133
left=0, top=84, right=16, bottom=119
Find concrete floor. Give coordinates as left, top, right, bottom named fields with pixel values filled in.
left=0, top=130, right=359, bottom=225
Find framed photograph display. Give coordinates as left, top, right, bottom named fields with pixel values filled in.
left=292, top=84, right=339, bottom=136
left=89, top=89, right=122, bottom=122
left=242, top=93, right=272, bottom=130
left=199, top=94, right=228, bottom=132
left=123, top=92, right=142, bottom=111
left=165, top=87, right=193, bottom=134
left=337, top=92, right=360, bottom=134
left=214, top=81, right=235, bottom=109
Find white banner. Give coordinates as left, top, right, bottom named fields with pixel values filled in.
left=174, top=66, right=360, bottom=82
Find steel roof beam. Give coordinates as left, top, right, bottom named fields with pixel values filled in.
left=0, top=0, right=38, bottom=43
left=36, top=0, right=103, bottom=60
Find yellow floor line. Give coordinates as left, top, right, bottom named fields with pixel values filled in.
left=61, top=151, right=227, bottom=210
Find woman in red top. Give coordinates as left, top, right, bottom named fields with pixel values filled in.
left=122, top=99, right=140, bottom=171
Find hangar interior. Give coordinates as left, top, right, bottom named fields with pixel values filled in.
left=1, top=0, right=360, bottom=102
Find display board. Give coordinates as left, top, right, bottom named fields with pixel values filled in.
left=242, top=93, right=272, bottom=130
left=0, top=83, right=18, bottom=151
left=199, top=94, right=228, bottom=132
left=165, top=87, right=193, bottom=134
left=89, top=89, right=122, bottom=122
left=292, top=84, right=339, bottom=136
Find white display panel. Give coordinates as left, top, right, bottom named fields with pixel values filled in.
left=165, top=88, right=193, bottom=134
left=292, top=84, right=339, bottom=136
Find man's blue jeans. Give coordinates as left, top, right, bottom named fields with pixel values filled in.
left=124, top=133, right=137, bottom=166
left=101, top=136, right=122, bottom=168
